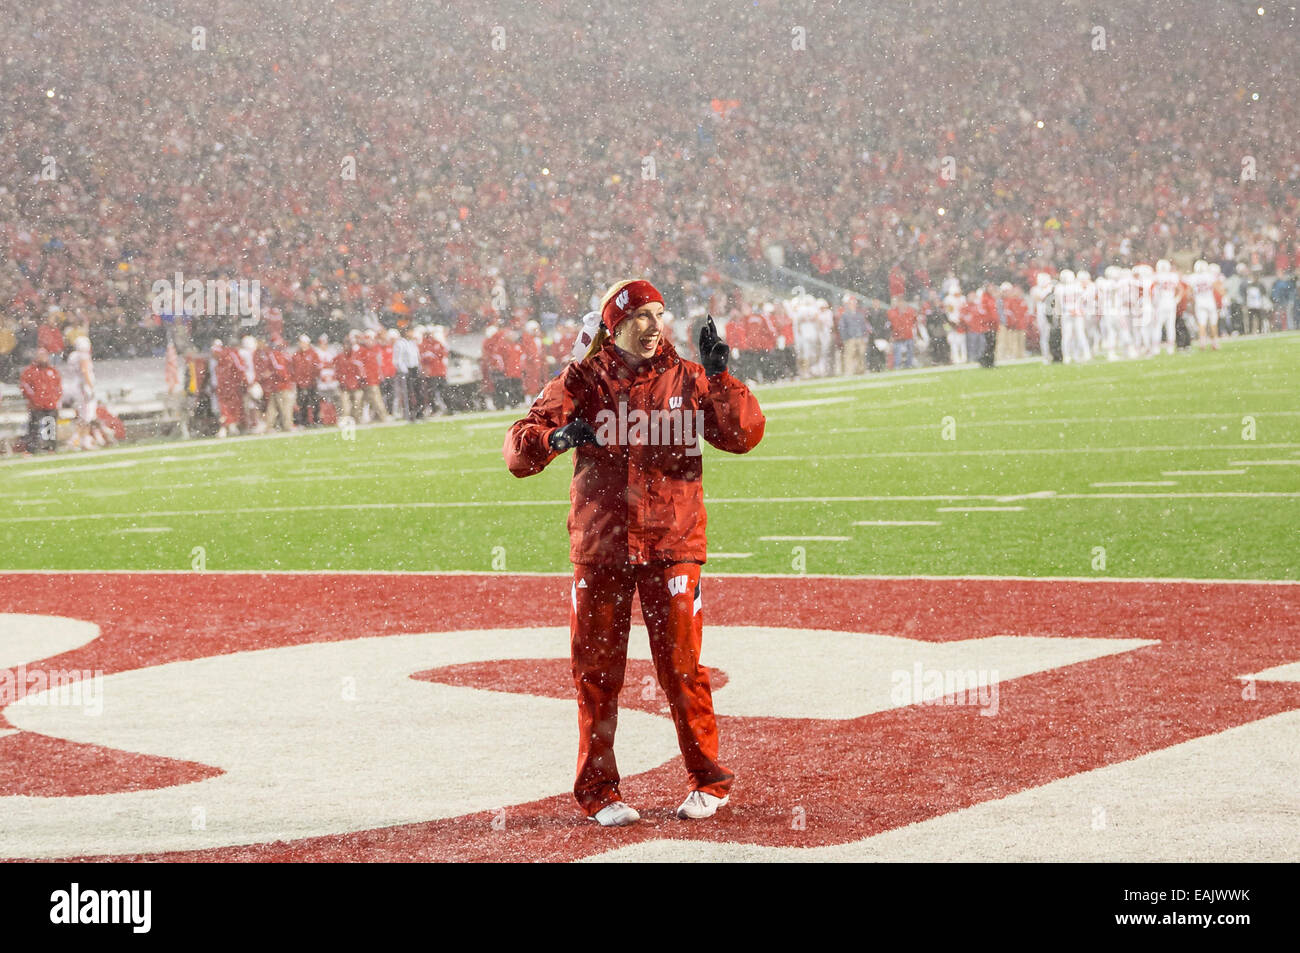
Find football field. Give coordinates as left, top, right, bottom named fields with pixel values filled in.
left=1, top=336, right=1298, bottom=864
left=1, top=333, right=1297, bottom=579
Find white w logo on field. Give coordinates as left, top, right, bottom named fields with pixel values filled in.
left=666, top=575, right=689, bottom=597
left=615, top=289, right=630, bottom=311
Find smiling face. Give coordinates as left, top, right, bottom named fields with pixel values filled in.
left=612, top=301, right=664, bottom=360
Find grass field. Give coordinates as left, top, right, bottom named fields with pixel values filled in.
left=2, top=333, right=1297, bottom=579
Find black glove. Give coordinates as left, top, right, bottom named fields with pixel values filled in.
left=548, top=418, right=599, bottom=453
left=698, top=314, right=729, bottom=377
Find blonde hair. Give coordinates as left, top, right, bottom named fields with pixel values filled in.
left=582, top=277, right=640, bottom=362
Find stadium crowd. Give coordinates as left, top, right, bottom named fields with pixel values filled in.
left=3, top=0, right=1298, bottom=378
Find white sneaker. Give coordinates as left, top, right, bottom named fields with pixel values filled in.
left=676, top=790, right=729, bottom=820
left=590, top=801, right=640, bottom=827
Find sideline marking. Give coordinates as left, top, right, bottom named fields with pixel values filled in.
left=111, top=527, right=173, bottom=534
left=759, top=535, right=851, bottom=541
left=3, top=491, right=1300, bottom=525
left=9, top=460, right=137, bottom=477
left=1162, top=470, right=1246, bottom=476
left=936, top=506, right=1024, bottom=512
left=1091, top=481, right=1177, bottom=487
left=733, top=443, right=1300, bottom=462
left=853, top=520, right=942, bottom=526
left=996, top=490, right=1056, bottom=502
left=707, top=553, right=753, bottom=559
left=760, top=397, right=854, bottom=410
left=1229, top=460, right=1300, bottom=466
left=0, top=569, right=1295, bottom=584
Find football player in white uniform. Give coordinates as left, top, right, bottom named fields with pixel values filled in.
left=1188, top=260, right=1220, bottom=351
left=1078, top=270, right=1099, bottom=357
left=1130, top=263, right=1155, bottom=357
left=1030, top=272, right=1054, bottom=364
left=68, top=337, right=100, bottom=450
left=1056, top=269, right=1089, bottom=364
left=1097, top=267, right=1118, bottom=360
left=1150, top=260, right=1181, bottom=355
left=943, top=283, right=967, bottom=364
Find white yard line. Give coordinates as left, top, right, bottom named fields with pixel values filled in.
left=2, top=568, right=1295, bottom=585
left=1228, top=460, right=1300, bottom=466
left=759, top=535, right=851, bottom=541
left=936, top=505, right=1025, bottom=512
left=152, top=452, right=237, bottom=464
left=8, top=460, right=138, bottom=477
left=111, top=527, right=173, bottom=534
left=759, top=397, right=854, bottom=410
left=736, top=443, right=1300, bottom=461
left=1162, top=469, right=1247, bottom=476
left=0, top=411, right=516, bottom=470
left=760, top=410, right=1300, bottom=440
left=853, top=520, right=942, bottom=526
left=1091, top=481, right=1177, bottom=487
left=1060, top=492, right=1300, bottom=499
left=2, top=491, right=1298, bottom=525
left=706, top=553, right=753, bottom=559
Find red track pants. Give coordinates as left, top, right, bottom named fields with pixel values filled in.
left=570, top=561, right=733, bottom=815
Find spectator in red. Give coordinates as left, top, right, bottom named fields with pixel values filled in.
left=212, top=340, right=247, bottom=438
left=37, top=314, right=65, bottom=363
left=724, top=311, right=749, bottom=381
left=418, top=324, right=449, bottom=416
left=961, top=292, right=985, bottom=366
left=887, top=298, right=919, bottom=370
left=549, top=320, right=578, bottom=375
left=379, top=329, right=398, bottom=413
left=290, top=334, right=323, bottom=426
left=332, top=336, right=367, bottom=424
left=19, top=347, right=62, bottom=453
left=480, top=325, right=504, bottom=406
left=520, top=320, right=545, bottom=401
left=497, top=327, right=526, bottom=407
left=889, top=265, right=907, bottom=300
left=359, top=330, right=390, bottom=422
left=1000, top=284, right=1029, bottom=360
left=256, top=337, right=296, bottom=431
left=771, top=304, right=795, bottom=378
left=743, top=305, right=777, bottom=382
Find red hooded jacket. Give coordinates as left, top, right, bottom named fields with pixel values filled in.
left=20, top=361, right=62, bottom=410
left=419, top=337, right=448, bottom=377
left=255, top=347, right=294, bottom=392
left=290, top=347, right=322, bottom=388
left=504, top=338, right=765, bottom=567
left=333, top=347, right=366, bottom=391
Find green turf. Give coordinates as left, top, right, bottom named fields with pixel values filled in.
left=2, top=334, right=1297, bottom=579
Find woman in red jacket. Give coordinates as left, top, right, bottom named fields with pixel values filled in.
left=504, top=278, right=765, bottom=827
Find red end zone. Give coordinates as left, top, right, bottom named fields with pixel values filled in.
left=1, top=571, right=1298, bottom=862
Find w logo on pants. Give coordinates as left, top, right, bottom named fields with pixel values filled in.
left=667, top=575, right=690, bottom=597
